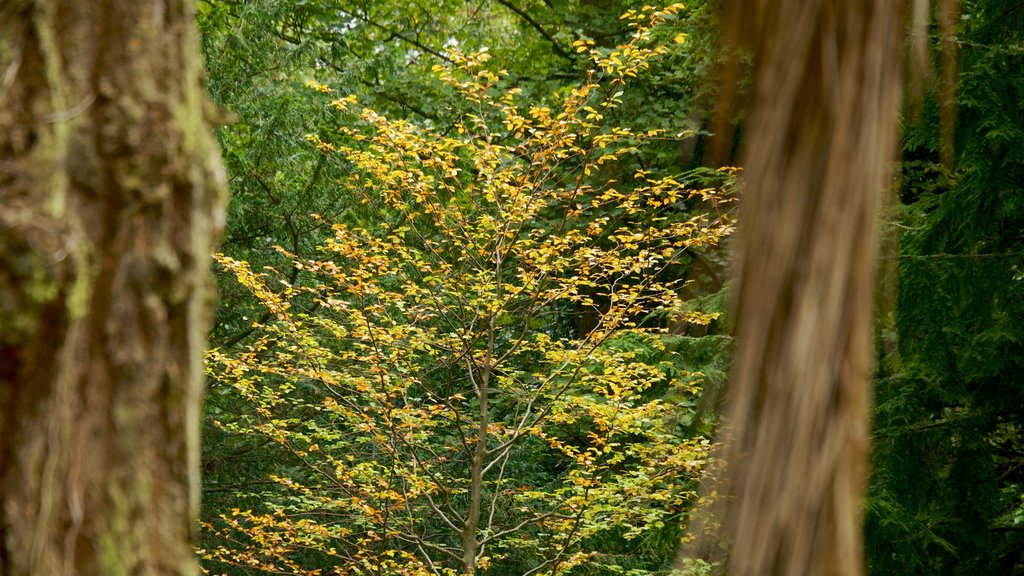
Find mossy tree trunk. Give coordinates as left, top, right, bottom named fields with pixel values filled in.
left=714, top=2, right=904, bottom=575
left=0, top=0, right=225, bottom=574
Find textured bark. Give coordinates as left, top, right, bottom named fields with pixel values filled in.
left=707, top=2, right=904, bottom=575
left=0, top=1, right=225, bottom=574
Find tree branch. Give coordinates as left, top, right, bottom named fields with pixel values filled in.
left=494, top=0, right=575, bottom=62
left=337, top=6, right=454, bottom=63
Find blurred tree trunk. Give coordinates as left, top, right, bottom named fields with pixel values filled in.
left=0, top=1, right=225, bottom=574
left=713, top=2, right=904, bottom=575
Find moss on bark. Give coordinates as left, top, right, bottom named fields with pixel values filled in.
left=0, top=1, right=226, bottom=573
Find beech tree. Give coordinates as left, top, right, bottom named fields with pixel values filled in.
left=0, top=1, right=225, bottom=573
left=200, top=8, right=735, bottom=575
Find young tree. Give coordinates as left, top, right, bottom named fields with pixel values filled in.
left=201, top=7, right=734, bottom=574
left=0, top=1, right=225, bottom=573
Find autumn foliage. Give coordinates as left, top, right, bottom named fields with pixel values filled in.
left=201, top=5, right=733, bottom=574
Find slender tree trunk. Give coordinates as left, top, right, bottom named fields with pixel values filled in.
left=462, top=365, right=486, bottom=573
left=938, top=0, right=960, bottom=170
left=0, top=1, right=225, bottom=574
left=710, top=2, right=904, bottom=575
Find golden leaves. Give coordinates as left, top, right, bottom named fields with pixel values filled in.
left=206, top=3, right=734, bottom=573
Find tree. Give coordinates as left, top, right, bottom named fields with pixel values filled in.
left=0, top=1, right=226, bottom=573
left=200, top=8, right=736, bottom=574
left=195, top=0, right=721, bottom=355
left=867, top=1, right=1024, bottom=572
left=691, top=1, right=905, bottom=575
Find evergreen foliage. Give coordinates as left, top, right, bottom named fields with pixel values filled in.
left=866, top=2, right=1024, bottom=573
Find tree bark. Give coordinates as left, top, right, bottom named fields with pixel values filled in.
left=710, top=2, right=904, bottom=575
left=0, top=1, right=225, bottom=574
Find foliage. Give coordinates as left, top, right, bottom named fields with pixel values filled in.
left=866, top=2, right=1024, bottom=573
left=200, top=6, right=735, bottom=575
left=195, top=0, right=722, bottom=367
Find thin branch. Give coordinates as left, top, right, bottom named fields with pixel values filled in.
left=337, top=6, right=455, bottom=63
left=485, top=447, right=513, bottom=532
left=493, top=0, right=575, bottom=62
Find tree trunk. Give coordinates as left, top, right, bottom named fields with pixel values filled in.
left=0, top=1, right=225, bottom=574
left=712, top=2, right=904, bottom=575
